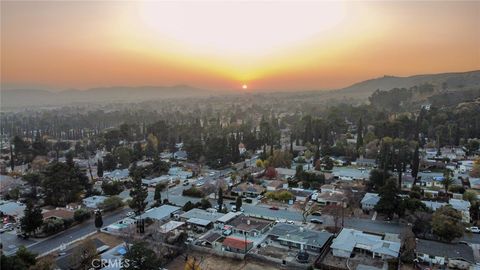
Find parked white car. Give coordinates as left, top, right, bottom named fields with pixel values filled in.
left=466, top=226, right=480, bottom=233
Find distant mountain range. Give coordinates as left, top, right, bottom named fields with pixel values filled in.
left=2, top=70, right=479, bottom=109
left=336, top=70, right=480, bottom=99
left=1, top=85, right=216, bottom=108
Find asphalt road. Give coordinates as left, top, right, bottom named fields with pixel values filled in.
left=4, top=208, right=129, bottom=256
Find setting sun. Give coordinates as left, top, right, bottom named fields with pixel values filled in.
left=242, top=84, right=248, bottom=90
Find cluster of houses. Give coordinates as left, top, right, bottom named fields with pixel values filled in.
left=99, top=201, right=477, bottom=270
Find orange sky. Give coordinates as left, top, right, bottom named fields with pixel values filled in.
left=1, top=1, right=479, bottom=91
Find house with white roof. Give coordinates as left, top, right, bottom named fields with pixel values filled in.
left=103, top=169, right=130, bottom=181
left=173, top=150, right=187, bottom=161
left=449, top=199, right=471, bottom=223
left=142, top=175, right=171, bottom=187
left=0, top=200, right=26, bottom=220
left=82, top=195, right=108, bottom=209
left=330, top=228, right=400, bottom=259
left=361, top=193, right=380, bottom=211
left=422, top=199, right=471, bottom=222
left=142, top=205, right=180, bottom=221
left=275, top=168, right=296, bottom=180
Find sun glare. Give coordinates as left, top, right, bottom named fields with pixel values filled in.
left=242, top=84, right=248, bottom=89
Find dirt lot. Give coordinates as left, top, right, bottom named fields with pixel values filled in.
left=165, top=250, right=279, bottom=270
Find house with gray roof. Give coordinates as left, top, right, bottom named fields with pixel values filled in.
left=142, top=175, right=171, bottom=187
left=361, top=193, right=380, bottom=211
left=268, top=223, right=332, bottom=253
left=415, top=239, right=475, bottom=266
left=0, top=200, right=25, bottom=220
left=180, top=208, right=225, bottom=231
left=173, top=150, right=187, bottom=161
left=330, top=228, right=400, bottom=259
left=103, top=169, right=130, bottom=181
left=82, top=195, right=108, bottom=209
left=421, top=199, right=471, bottom=222
left=142, top=205, right=180, bottom=221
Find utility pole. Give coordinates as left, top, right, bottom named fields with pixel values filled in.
left=244, top=233, right=247, bottom=254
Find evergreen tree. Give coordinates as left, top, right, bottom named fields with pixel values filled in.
left=356, top=117, right=364, bottom=151
left=375, top=178, right=400, bottom=219
left=65, top=151, right=75, bottom=168
left=10, top=144, right=14, bottom=171
left=154, top=184, right=162, bottom=205
left=20, top=202, right=43, bottom=237
left=217, top=188, right=223, bottom=211
left=235, top=196, right=242, bottom=211
left=94, top=210, right=103, bottom=232
left=97, top=160, right=104, bottom=178
left=411, top=145, right=419, bottom=184
left=441, top=169, right=455, bottom=194
left=129, top=174, right=148, bottom=215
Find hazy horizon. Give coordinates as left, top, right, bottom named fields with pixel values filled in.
left=2, top=69, right=480, bottom=94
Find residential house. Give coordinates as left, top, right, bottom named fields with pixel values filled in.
left=42, top=208, right=75, bottom=221
left=158, top=221, right=185, bottom=234
left=266, top=180, right=287, bottom=191
left=0, top=200, right=25, bottom=221
left=221, top=237, right=253, bottom=253
left=449, top=199, right=471, bottom=223
left=419, top=175, right=445, bottom=189
left=142, top=205, right=180, bottom=222
left=354, top=157, right=377, bottom=167
left=215, top=212, right=242, bottom=228
left=82, top=195, right=108, bottom=209
left=142, top=175, right=171, bottom=187
left=361, top=193, right=380, bottom=211
left=424, top=148, right=439, bottom=159
left=160, top=152, right=173, bottom=160
left=470, top=178, right=480, bottom=190
left=180, top=208, right=225, bottom=232
left=330, top=228, right=400, bottom=259
left=198, top=231, right=222, bottom=248
left=103, top=169, right=130, bottom=181
left=459, top=160, right=475, bottom=173
left=268, top=223, right=332, bottom=253
left=421, top=199, right=471, bottom=222
left=290, top=188, right=314, bottom=202
left=320, top=184, right=338, bottom=194
left=275, top=168, right=296, bottom=180
left=168, top=167, right=193, bottom=180
left=415, top=239, right=474, bottom=266
left=316, top=192, right=346, bottom=207
left=401, top=175, right=415, bottom=190
left=227, top=215, right=274, bottom=237
left=173, top=150, right=188, bottom=161
left=232, top=183, right=264, bottom=198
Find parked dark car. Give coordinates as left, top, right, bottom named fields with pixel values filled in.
left=310, top=218, right=323, bottom=224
